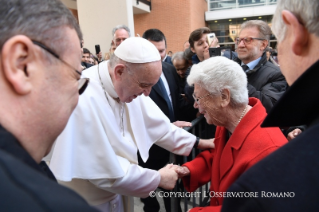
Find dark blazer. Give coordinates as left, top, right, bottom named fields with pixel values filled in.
left=149, top=61, right=180, bottom=124
left=234, top=52, right=287, bottom=113
left=164, top=55, right=173, bottom=65
left=138, top=61, right=183, bottom=212
left=222, top=60, right=319, bottom=212
left=138, top=62, right=180, bottom=170
left=0, top=125, right=98, bottom=212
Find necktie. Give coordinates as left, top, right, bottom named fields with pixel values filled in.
left=157, top=77, right=175, bottom=122
left=241, top=64, right=249, bottom=72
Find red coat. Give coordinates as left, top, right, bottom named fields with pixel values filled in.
left=182, top=98, right=287, bottom=212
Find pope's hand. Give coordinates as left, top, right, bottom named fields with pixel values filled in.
left=158, top=164, right=178, bottom=190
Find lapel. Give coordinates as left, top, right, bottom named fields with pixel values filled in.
left=152, top=80, right=166, bottom=101
left=219, top=98, right=265, bottom=182
left=162, top=62, right=177, bottom=108
left=152, top=62, right=176, bottom=105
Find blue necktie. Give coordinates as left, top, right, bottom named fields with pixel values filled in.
left=157, top=78, right=175, bottom=122
left=242, top=64, right=249, bottom=72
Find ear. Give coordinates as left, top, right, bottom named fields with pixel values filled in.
left=113, top=64, right=126, bottom=81
left=220, top=89, right=230, bottom=108
left=282, top=10, right=308, bottom=56
left=1, top=35, right=34, bottom=95
left=190, top=47, right=195, bottom=53
left=260, top=39, right=268, bottom=51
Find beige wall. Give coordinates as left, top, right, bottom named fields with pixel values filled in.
left=76, top=0, right=134, bottom=57
left=134, top=0, right=207, bottom=54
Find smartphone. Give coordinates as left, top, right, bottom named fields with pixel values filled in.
left=209, top=47, right=232, bottom=58
left=95, top=45, right=101, bottom=54
left=207, top=33, right=216, bottom=46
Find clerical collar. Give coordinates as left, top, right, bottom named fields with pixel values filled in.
left=99, top=61, right=119, bottom=100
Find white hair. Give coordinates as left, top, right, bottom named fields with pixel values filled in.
left=272, top=0, right=319, bottom=42
left=187, top=56, right=248, bottom=107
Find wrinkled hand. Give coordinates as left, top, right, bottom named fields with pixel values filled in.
left=287, top=128, right=302, bottom=141
left=197, top=138, right=215, bottom=150
left=171, top=165, right=190, bottom=178
left=173, top=121, right=192, bottom=128
left=158, top=164, right=178, bottom=190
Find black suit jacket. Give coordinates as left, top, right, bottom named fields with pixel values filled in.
left=164, top=55, right=173, bottom=65
left=138, top=62, right=180, bottom=170
left=149, top=62, right=180, bottom=122
left=0, top=125, right=98, bottom=212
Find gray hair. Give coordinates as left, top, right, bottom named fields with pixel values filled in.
left=241, top=20, right=272, bottom=42
left=187, top=56, right=248, bottom=107
left=272, top=0, right=319, bottom=42
left=108, top=54, right=141, bottom=75
left=112, top=25, right=131, bottom=37
left=0, top=0, right=82, bottom=58
left=171, top=51, right=187, bottom=63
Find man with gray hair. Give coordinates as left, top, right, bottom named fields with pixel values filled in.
left=0, top=0, right=96, bottom=211
left=222, top=0, right=319, bottom=211
left=50, top=37, right=214, bottom=212
left=112, top=24, right=131, bottom=48
left=235, top=20, right=287, bottom=113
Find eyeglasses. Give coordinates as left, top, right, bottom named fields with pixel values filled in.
left=32, top=40, right=89, bottom=95
left=235, top=37, right=265, bottom=45
left=192, top=92, right=212, bottom=104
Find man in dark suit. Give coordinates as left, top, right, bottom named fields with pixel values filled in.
left=0, top=0, right=95, bottom=211
left=140, top=29, right=184, bottom=212
left=163, top=54, right=173, bottom=65
left=222, top=0, right=319, bottom=211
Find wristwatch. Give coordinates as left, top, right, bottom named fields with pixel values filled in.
left=193, top=137, right=200, bottom=149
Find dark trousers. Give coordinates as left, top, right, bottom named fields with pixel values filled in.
left=138, top=147, right=183, bottom=212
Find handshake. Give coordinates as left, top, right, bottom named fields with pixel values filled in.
left=158, top=164, right=190, bottom=190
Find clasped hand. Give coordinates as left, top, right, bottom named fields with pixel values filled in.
left=158, top=164, right=190, bottom=190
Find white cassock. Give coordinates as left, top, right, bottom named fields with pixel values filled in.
left=49, top=61, right=196, bottom=212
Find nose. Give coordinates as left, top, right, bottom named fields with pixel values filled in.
left=193, top=101, right=199, bottom=108
left=143, top=87, right=152, bottom=96
left=238, top=39, right=245, bottom=47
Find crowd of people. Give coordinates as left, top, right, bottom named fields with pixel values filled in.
left=1, top=0, right=319, bottom=212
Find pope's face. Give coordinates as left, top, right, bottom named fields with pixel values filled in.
left=118, top=61, right=162, bottom=103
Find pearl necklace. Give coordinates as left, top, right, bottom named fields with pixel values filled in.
left=237, top=105, right=248, bottom=125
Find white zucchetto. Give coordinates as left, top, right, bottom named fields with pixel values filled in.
left=114, top=37, right=161, bottom=63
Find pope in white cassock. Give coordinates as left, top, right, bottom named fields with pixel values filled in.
left=49, top=37, right=214, bottom=212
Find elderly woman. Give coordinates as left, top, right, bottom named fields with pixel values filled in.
left=176, top=56, right=287, bottom=211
